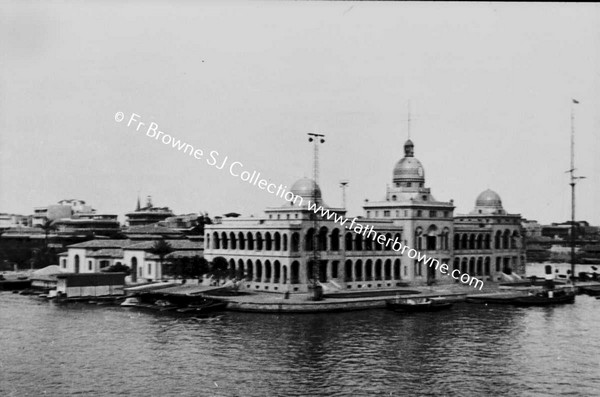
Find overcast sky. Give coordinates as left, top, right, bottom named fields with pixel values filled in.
left=1, top=1, right=599, bottom=225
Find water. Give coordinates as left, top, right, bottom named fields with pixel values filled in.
left=1, top=293, right=600, bottom=397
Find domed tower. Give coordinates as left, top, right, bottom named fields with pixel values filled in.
left=471, top=189, right=506, bottom=215
left=392, top=139, right=425, bottom=188
left=289, top=177, right=322, bottom=203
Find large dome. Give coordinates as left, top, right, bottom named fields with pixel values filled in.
left=393, top=157, right=425, bottom=183
left=290, top=178, right=322, bottom=201
left=392, top=139, right=425, bottom=184
left=475, top=189, right=503, bottom=208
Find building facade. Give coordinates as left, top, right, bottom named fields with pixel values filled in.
left=59, top=239, right=203, bottom=283
left=204, top=139, right=526, bottom=294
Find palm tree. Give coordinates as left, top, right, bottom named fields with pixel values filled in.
left=39, top=218, right=56, bottom=252
left=150, top=239, right=173, bottom=280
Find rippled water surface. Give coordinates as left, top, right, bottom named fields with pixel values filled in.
left=1, top=293, right=599, bottom=396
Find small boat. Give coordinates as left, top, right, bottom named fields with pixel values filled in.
left=176, top=300, right=228, bottom=314
left=579, top=285, right=600, bottom=296
left=386, top=297, right=453, bottom=312
left=154, top=299, right=178, bottom=311
left=121, top=297, right=141, bottom=307
left=511, top=289, right=575, bottom=307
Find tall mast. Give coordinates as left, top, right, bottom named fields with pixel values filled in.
left=407, top=101, right=412, bottom=139
left=308, top=132, right=325, bottom=300
left=569, top=99, right=585, bottom=284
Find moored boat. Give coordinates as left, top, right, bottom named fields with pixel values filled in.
left=579, top=285, right=600, bottom=297
left=511, top=288, right=575, bottom=307
left=386, top=297, right=453, bottom=312
left=176, top=300, right=228, bottom=314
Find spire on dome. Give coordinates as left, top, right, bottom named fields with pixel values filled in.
left=404, top=139, right=414, bottom=157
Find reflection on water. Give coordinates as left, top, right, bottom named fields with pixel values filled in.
left=1, top=293, right=599, bottom=396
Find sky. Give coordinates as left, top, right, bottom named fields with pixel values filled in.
left=1, top=1, right=599, bottom=225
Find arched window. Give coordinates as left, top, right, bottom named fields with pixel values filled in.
left=454, top=234, right=460, bottom=250
left=461, top=234, right=468, bottom=249
left=318, top=227, right=328, bottom=251
left=331, top=261, right=339, bottom=279
left=213, top=232, right=220, bottom=249
left=256, top=233, right=263, bottom=251
left=484, top=257, right=491, bottom=275
left=503, top=230, right=510, bottom=249
left=229, top=232, right=237, bottom=250
left=290, top=261, right=300, bottom=284
left=511, top=231, right=519, bottom=249
left=238, top=232, right=245, bottom=250
left=355, top=234, right=363, bottom=251
left=495, top=231, right=502, bottom=249
left=415, top=228, right=423, bottom=250
left=485, top=234, right=491, bottom=249
left=265, top=232, right=272, bottom=251
left=282, top=234, right=288, bottom=251
left=345, top=260, right=353, bottom=282
left=330, top=229, right=340, bottom=251
left=461, top=258, right=468, bottom=274
left=291, top=232, right=300, bottom=252
left=469, top=234, right=476, bottom=250
left=274, top=232, right=281, bottom=251
left=365, top=235, right=373, bottom=251
left=264, top=260, right=272, bottom=282
left=221, top=232, right=228, bottom=250
left=274, top=261, right=281, bottom=283
left=246, top=260, right=253, bottom=281
left=476, top=257, right=483, bottom=275
left=469, top=258, right=475, bottom=275
left=385, top=233, right=393, bottom=251
left=384, top=259, right=391, bottom=280
left=375, top=259, right=382, bottom=280
left=305, top=228, right=315, bottom=251
left=228, top=259, right=236, bottom=279
left=255, top=260, right=263, bottom=282
left=426, top=225, right=438, bottom=250
left=365, top=260, right=373, bottom=281
left=345, top=233, right=353, bottom=251
left=236, top=259, right=245, bottom=279
left=476, top=234, right=483, bottom=250
left=355, top=260, right=363, bottom=281
left=246, top=232, right=254, bottom=250
left=393, top=259, right=401, bottom=280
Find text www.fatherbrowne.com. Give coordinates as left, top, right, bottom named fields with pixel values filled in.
left=115, top=111, right=484, bottom=290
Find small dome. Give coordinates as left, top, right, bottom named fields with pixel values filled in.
left=475, top=189, right=503, bottom=208
left=290, top=178, right=322, bottom=201
left=393, top=157, right=425, bottom=183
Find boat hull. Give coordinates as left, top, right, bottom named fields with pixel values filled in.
left=512, top=294, right=575, bottom=307
left=386, top=301, right=453, bottom=312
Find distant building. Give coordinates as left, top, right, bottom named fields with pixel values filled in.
left=0, top=213, right=30, bottom=230
left=53, top=213, right=121, bottom=237
left=122, top=224, right=186, bottom=240
left=59, top=238, right=203, bottom=283
left=521, top=219, right=542, bottom=238
left=125, top=196, right=174, bottom=227
left=32, top=199, right=94, bottom=226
